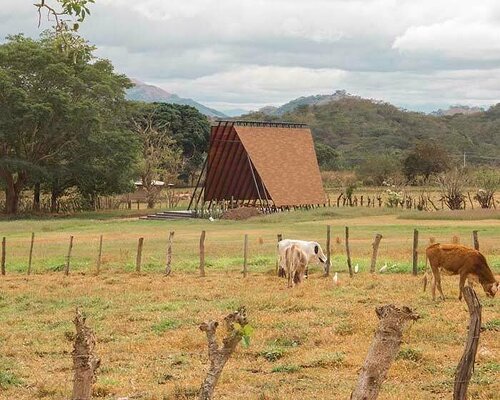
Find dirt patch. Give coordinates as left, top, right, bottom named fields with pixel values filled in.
left=222, top=207, right=262, bottom=220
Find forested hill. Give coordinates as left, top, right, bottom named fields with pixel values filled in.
left=241, top=98, right=500, bottom=167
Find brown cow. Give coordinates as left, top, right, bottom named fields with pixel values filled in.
left=285, top=244, right=308, bottom=288
left=424, top=243, right=499, bottom=300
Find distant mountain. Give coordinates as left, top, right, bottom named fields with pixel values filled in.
left=240, top=96, right=500, bottom=167
left=126, top=79, right=227, bottom=118
left=258, top=90, right=355, bottom=116
left=431, top=105, right=485, bottom=116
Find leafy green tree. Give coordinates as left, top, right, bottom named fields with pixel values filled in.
left=315, top=143, right=341, bottom=170
left=0, top=33, right=138, bottom=214
left=357, top=154, right=402, bottom=186
left=403, top=142, right=451, bottom=183
left=34, top=0, right=95, bottom=33
left=130, top=103, right=182, bottom=208
left=150, top=103, right=210, bottom=185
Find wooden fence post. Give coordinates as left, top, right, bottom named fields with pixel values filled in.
left=345, top=227, right=353, bottom=278
left=72, top=308, right=100, bottom=400
left=242, top=234, right=248, bottom=278
left=324, top=225, right=331, bottom=277
left=65, top=236, right=74, bottom=276
left=96, top=235, right=103, bottom=275
left=472, top=230, right=479, bottom=251
left=136, top=237, right=144, bottom=273
left=370, top=233, right=383, bottom=273
left=199, top=230, right=206, bottom=277
left=453, top=287, right=481, bottom=400
left=1, top=237, right=5, bottom=276
left=412, top=229, right=418, bottom=276
left=351, top=305, right=419, bottom=400
left=165, top=231, right=174, bottom=276
left=28, top=232, right=35, bottom=275
left=276, top=233, right=283, bottom=277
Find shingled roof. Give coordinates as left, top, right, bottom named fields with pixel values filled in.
left=194, top=120, right=326, bottom=209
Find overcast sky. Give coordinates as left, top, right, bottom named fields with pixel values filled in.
left=2, top=0, right=500, bottom=113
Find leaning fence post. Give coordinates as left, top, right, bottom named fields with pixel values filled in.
left=1, top=237, right=5, bottom=276
left=412, top=229, right=419, bottom=276
left=165, top=231, right=174, bottom=276
left=199, top=230, right=206, bottom=277
left=370, top=233, right=383, bottom=273
left=96, top=235, right=103, bottom=275
left=324, top=225, right=331, bottom=277
left=453, top=287, right=482, bottom=400
left=136, top=237, right=144, bottom=273
left=28, top=232, right=35, bottom=275
left=345, top=227, right=353, bottom=277
left=65, top=236, right=74, bottom=276
left=472, top=230, right=479, bottom=251
left=242, top=234, right=248, bottom=278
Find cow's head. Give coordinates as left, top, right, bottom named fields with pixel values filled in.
left=484, top=281, right=499, bottom=298
left=313, top=242, right=327, bottom=263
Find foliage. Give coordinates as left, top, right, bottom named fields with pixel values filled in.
left=147, top=103, right=210, bottom=185
left=34, top=0, right=95, bottom=33
left=241, top=98, right=500, bottom=173
left=473, top=168, right=500, bottom=209
left=0, top=33, right=138, bottom=214
left=315, top=143, right=341, bottom=170
left=436, top=168, right=469, bottom=210
left=357, top=154, right=402, bottom=185
left=403, top=142, right=451, bottom=182
left=129, top=103, right=182, bottom=208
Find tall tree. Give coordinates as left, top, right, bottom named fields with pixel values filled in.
left=130, top=103, right=182, bottom=208
left=150, top=103, right=210, bottom=185
left=403, top=142, right=451, bottom=183
left=0, top=33, right=138, bottom=214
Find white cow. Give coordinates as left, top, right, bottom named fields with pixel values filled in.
left=277, top=239, right=327, bottom=278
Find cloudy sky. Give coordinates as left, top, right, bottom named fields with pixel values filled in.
left=2, top=0, right=500, bottom=113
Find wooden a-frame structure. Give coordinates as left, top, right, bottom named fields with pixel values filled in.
left=189, top=120, right=326, bottom=212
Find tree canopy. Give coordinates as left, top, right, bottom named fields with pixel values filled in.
left=0, top=33, right=138, bottom=213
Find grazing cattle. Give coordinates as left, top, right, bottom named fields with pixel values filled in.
left=285, top=245, right=308, bottom=288
left=277, top=239, right=327, bottom=278
left=424, top=243, right=499, bottom=300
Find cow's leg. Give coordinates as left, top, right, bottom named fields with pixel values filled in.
left=459, top=273, right=467, bottom=301
left=435, top=270, right=445, bottom=300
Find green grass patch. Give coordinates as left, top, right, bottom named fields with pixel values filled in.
left=271, top=364, right=301, bottom=373
left=151, top=319, right=180, bottom=334
left=260, top=347, right=286, bottom=362
left=0, top=371, right=23, bottom=389
left=482, top=319, right=500, bottom=331
left=397, top=347, right=423, bottom=362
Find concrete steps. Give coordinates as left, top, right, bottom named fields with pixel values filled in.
left=140, top=210, right=196, bottom=221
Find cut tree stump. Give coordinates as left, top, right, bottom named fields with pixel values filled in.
left=199, top=307, right=249, bottom=400
left=453, top=286, right=482, bottom=400
left=72, top=308, right=100, bottom=400
left=351, top=305, right=419, bottom=400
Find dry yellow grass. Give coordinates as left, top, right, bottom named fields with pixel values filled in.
left=0, top=270, right=498, bottom=400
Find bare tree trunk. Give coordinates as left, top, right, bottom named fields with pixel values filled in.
left=453, top=287, right=481, bottom=400
left=72, top=308, right=100, bottom=400
left=199, top=307, right=249, bottom=400
left=351, top=305, right=419, bottom=400
left=33, top=182, right=41, bottom=212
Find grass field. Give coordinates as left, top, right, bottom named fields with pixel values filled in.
left=0, top=208, right=499, bottom=399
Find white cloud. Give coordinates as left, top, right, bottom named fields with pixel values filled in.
left=2, top=0, right=500, bottom=111
left=393, top=19, right=500, bottom=60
